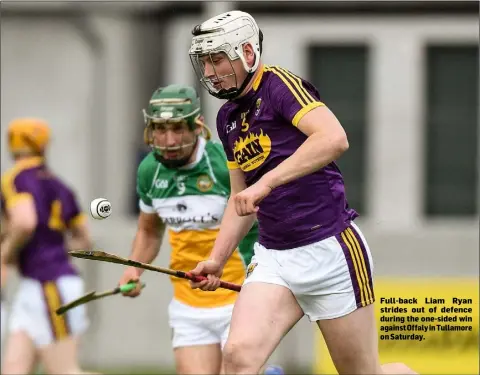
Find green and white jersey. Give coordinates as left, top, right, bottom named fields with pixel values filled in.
left=136, top=137, right=257, bottom=308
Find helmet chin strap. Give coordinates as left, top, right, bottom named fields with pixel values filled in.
left=215, top=71, right=254, bottom=100
left=153, top=136, right=198, bottom=169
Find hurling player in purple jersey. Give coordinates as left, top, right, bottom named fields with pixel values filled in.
left=187, top=10, right=418, bottom=375
left=1, top=118, right=97, bottom=374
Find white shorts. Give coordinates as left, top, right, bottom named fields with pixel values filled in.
left=244, top=222, right=375, bottom=321
left=8, top=275, right=89, bottom=348
left=168, top=298, right=233, bottom=349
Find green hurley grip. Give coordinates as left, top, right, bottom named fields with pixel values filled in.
left=119, top=282, right=146, bottom=293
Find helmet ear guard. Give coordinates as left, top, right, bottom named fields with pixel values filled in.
left=143, top=122, right=153, bottom=148
left=195, top=115, right=212, bottom=140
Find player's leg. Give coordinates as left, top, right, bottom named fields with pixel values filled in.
left=222, top=282, right=303, bottom=374
left=317, top=305, right=382, bottom=374
left=2, top=278, right=39, bottom=374
left=174, top=344, right=223, bottom=374
left=217, top=303, right=283, bottom=375
left=169, top=299, right=229, bottom=374
left=319, top=222, right=382, bottom=373
left=318, top=225, right=416, bottom=374
left=283, top=222, right=382, bottom=374
left=381, top=362, right=418, bottom=374
left=1, top=331, right=38, bottom=374
left=40, top=336, right=100, bottom=375
left=221, top=244, right=305, bottom=374
left=36, top=275, right=92, bottom=374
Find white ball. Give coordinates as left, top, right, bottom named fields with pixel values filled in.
left=90, top=198, right=112, bottom=220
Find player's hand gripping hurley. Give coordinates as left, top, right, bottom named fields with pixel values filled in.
left=56, top=281, right=145, bottom=315
left=69, top=250, right=242, bottom=292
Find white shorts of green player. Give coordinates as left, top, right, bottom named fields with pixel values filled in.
left=168, top=299, right=233, bottom=349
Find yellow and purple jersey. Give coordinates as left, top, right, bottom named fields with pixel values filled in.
left=136, top=137, right=258, bottom=308
left=1, top=157, right=85, bottom=282
left=217, top=65, right=358, bottom=250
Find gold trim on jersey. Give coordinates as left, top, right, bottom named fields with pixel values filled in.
left=1, top=157, right=44, bottom=208
left=264, top=66, right=325, bottom=126
left=227, top=160, right=240, bottom=170
left=68, top=213, right=87, bottom=228
left=252, top=65, right=266, bottom=91
left=277, top=66, right=317, bottom=103
left=292, top=102, right=325, bottom=127
left=5, top=192, right=33, bottom=209
left=168, top=228, right=246, bottom=308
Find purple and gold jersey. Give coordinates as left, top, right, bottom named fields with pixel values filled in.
left=1, top=157, right=85, bottom=281
left=217, top=65, right=358, bottom=250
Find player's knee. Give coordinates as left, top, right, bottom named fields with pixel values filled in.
left=330, top=347, right=381, bottom=374
left=2, top=359, right=30, bottom=375
left=40, top=340, right=82, bottom=375
left=223, top=341, right=263, bottom=373
left=43, top=358, right=83, bottom=375
left=381, top=362, right=418, bottom=374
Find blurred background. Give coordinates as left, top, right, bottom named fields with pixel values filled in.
left=1, top=1, right=478, bottom=374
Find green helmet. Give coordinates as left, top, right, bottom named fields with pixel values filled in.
left=143, top=84, right=201, bottom=129
left=143, top=84, right=210, bottom=169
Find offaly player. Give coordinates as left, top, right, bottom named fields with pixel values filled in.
left=1, top=118, right=95, bottom=374
left=118, top=84, right=259, bottom=375
left=188, top=11, right=419, bottom=375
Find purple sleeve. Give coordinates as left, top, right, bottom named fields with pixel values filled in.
left=13, top=171, right=38, bottom=194
left=268, top=67, right=325, bottom=127
left=61, top=188, right=85, bottom=227
left=1, top=170, right=37, bottom=210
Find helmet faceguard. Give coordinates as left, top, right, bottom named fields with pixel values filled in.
left=189, top=11, right=263, bottom=100
left=143, top=84, right=210, bottom=168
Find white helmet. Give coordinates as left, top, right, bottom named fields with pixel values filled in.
left=189, top=10, right=263, bottom=100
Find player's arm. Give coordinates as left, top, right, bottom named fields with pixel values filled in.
left=208, top=168, right=256, bottom=268
left=1, top=196, right=37, bottom=264
left=1, top=260, right=8, bottom=290
left=118, top=207, right=164, bottom=296
left=62, top=190, right=93, bottom=251
left=128, top=212, right=165, bottom=277
left=260, top=106, right=348, bottom=189
left=119, top=159, right=164, bottom=295
left=1, top=214, right=10, bottom=289
left=0, top=212, right=7, bottom=244
left=68, top=220, right=93, bottom=252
